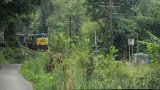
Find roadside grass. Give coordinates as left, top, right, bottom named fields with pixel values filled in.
left=20, top=50, right=160, bottom=90
left=0, top=47, right=26, bottom=64
left=20, top=53, right=54, bottom=90
left=0, top=52, right=9, bottom=64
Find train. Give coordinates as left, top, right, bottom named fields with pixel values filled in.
left=17, top=33, right=48, bottom=50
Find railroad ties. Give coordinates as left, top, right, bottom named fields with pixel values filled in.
left=20, top=45, right=40, bottom=56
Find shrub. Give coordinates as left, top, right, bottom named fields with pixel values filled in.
left=0, top=52, right=8, bottom=64
left=49, top=32, right=70, bottom=54
left=21, top=45, right=160, bottom=89
left=3, top=47, right=26, bottom=63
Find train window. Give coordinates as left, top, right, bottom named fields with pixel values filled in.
left=36, top=34, right=48, bottom=38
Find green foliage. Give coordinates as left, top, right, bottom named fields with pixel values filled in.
left=5, top=0, right=159, bottom=89
left=0, top=52, right=9, bottom=64
left=20, top=53, right=54, bottom=90
left=81, top=21, right=100, bottom=34
left=139, top=31, right=160, bottom=62
left=21, top=45, right=160, bottom=89
left=108, top=46, right=118, bottom=61
left=49, top=32, right=70, bottom=53
left=20, top=0, right=160, bottom=89
left=2, top=48, right=26, bottom=63
left=47, top=0, right=87, bottom=35
left=0, top=0, right=42, bottom=48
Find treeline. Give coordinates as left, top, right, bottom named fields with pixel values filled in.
left=1, top=0, right=160, bottom=60
left=23, top=0, right=160, bottom=59
left=18, top=0, right=160, bottom=89
left=0, top=0, right=41, bottom=47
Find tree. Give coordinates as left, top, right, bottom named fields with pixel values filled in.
left=38, top=0, right=53, bottom=33
left=0, top=0, right=41, bottom=46
left=85, top=0, right=139, bottom=58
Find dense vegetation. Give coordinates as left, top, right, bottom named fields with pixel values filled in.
left=21, top=46, right=160, bottom=89
left=0, top=0, right=41, bottom=63
left=1, top=0, right=160, bottom=89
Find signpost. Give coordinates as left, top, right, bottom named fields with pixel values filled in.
left=128, top=39, right=134, bottom=61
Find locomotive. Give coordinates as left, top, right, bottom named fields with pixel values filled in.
left=17, top=33, right=48, bottom=50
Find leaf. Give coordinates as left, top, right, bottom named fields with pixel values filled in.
left=117, top=85, right=122, bottom=89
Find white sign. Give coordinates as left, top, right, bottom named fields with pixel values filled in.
left=128, top=39, right=134, bottom=45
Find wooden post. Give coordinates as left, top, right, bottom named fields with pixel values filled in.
left=126, top=51, right=128, bottom=61
left=129, top=45, right=130, bottom=62
left=0, top=28, right=4, bottom=50
left=108, top=0, right=113, bottom=45
left=69, top=14, right=72, bottom=49
left=137, top=33, right=139, bottom=61
left=132, top=45, right=134, bottom=61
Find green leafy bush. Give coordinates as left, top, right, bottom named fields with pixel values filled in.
left=18, top=38, right=160, bottom=90
left=0, top=52, right=8, bottom=64
left=20, top=53, right=55, bottom=90
left=49, top=32, right=70, bottom=54
left=2, top=48, right=26, bottom=63
left=21, top=45, right=160, bottom=90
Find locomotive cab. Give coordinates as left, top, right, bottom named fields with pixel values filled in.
left=36, top=34, right=48, bottom=50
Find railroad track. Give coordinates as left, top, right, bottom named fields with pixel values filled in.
left=20, top=45, right=40, bottom=55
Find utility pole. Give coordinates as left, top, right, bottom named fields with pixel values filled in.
left=0, top=29, right=4, bottom=46
left=106, top=0, right=119, bottom=46
left=136, top=33, right=139, bottom=62
left=0, top=25, right=6, bottom=50
left=108, top=0, right=113, bottom=46
left=69, top=14, right=72, bottom=49
left=94, top=30, right=98, bottom=55
left=137, top=33, right=139, bottom=54
left=48, top=28, right=50, bottom=50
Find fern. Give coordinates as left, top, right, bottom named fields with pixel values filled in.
left=139, top=31, right=160, bottom=47
left=139, top=41, right=160, bottom=48
left=139, top=31, right=160, bottom=61
left=146, top=31, right=160, bottom=43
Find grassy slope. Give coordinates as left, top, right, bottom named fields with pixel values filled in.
left=20, top=52, right=160, bottom=90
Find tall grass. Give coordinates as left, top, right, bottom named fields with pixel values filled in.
left=21, top=47, right=160, bottom=90
left=20, top=32, right=160, bottom=89
left=0, top=47, right=26, bottom=64
left=0, top=52, right=9, bottom=64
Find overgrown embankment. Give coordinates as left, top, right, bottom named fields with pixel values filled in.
left=20, top=32, right=160, bottom=90
left=20, top=48, right=160, bottom=90
left=0, top=47, right=26, bottom=64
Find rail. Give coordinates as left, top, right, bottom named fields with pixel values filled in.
left=20, top=45, right=40, bottom=55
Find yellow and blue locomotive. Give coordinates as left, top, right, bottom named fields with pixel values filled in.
left=17, top=33, right=48, bottom=50
left=27, top=34, right=48, bottom=50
